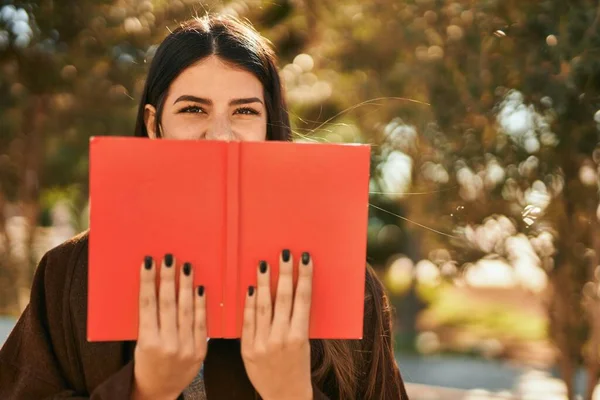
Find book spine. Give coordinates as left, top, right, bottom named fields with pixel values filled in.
left=223, top=141, right=241, bottom=337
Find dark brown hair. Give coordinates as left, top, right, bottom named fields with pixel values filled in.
left=135, top=14, right=407, bottom=399
left=134, top=15, right=290, bottom=140
left=311, top=265, right=409, bottom=399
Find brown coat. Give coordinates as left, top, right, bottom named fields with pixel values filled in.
left=0, top=232, right=407, bottom=399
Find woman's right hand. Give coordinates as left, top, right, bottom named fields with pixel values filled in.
left=132, top=254, right=207, bottom=400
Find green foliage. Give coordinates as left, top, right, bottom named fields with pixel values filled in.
left=425, top=287, right=547, bottom=342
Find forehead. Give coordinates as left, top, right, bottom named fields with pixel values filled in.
left=167, top=55, right=264, bottom=100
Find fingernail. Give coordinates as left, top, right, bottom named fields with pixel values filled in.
left=197, top=286, right=205, bottom=296
left=248, top=286, right=255, bottom=296
left=165, top=253, right=173, bottom=267
left=301, top=252, right=310, bottom=265
left=282, top=249, right=291, bottom=262
left=259, top=260, right=267, bottom=274
left=144, top=256, right=153, bottom=270
left=183, top=262, right=191, bottom=276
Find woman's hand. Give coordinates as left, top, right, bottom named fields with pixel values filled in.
left=241, top=250, right=314, bottom=400
left=132, top=254, right=207, bottom=400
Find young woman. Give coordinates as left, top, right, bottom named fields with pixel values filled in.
left=0, top=14, right=409, bottom=400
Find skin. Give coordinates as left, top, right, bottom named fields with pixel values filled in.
left=132, top=55, right=314, bottom=400
left=242, top=253, right=314, bottom=400
left=143, top=55, right=268, bottom=141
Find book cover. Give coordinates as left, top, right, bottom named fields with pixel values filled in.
left=88, top=137, right=370, bottom=341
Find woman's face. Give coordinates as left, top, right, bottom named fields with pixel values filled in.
left=144, top=55, right=268, bottom=141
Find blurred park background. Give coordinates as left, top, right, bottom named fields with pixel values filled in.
left=2, top=0, right=600, bottom=399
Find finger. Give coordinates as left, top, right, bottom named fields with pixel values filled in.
left=158, top=253, right=178, bottom=340
left=270, top=249, right=294, bottom=339
left=290, top=252, right=313, bottom=337
left=138, top=255, right=158, bottom=340
left=178, top=262, right=194, bottom=352
left=255, top=260, right=272, bottom=342
left=241, top=285, right=256, bottom=352
left=194, top=285, right=207, bottom=359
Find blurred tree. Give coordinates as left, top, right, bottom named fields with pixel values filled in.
left=278, top=0, right=600, bottom=398
left=0, top=0, right=223, bottom=310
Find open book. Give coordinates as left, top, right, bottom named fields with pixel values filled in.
left=88, top=137, right=370, bottom=341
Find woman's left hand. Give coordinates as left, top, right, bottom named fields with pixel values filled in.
left=241, top=249, right=314, bottom=400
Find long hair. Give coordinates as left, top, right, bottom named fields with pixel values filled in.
left=133, top=15, right=290, bottom=141
left=310, top=265, right=409, bottom=399
left=135, top=14, right=407, bottom=399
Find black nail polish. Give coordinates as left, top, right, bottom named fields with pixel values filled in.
left=165, top=253, right=173, bottom=267
left=282, top=249, right=291, bottom=262
left=144, top=256, right=153, bottom=270
left=302, top=252, right=310, bottom=265
left=197, top=285, right=205, bottom=296
left=248, top=286, right=255, bottom=296
left=183, top=262, right=191, bottom=276
left=259, top=260, right=267, bottom=274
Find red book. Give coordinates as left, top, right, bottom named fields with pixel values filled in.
left=88, top=137, right=370, bottom=341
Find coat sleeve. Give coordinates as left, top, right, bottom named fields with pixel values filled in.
left=0, top=235, right=136, bottom=399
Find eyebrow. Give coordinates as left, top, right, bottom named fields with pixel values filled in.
left=173, top=95, right=264, bottom=106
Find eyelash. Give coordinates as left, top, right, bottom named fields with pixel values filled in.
left=179, top=105, right=260, bottom=116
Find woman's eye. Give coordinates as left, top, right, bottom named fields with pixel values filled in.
left=235, top=107, right=259, bottom=116
left=180, top=105, right=205, bottom=114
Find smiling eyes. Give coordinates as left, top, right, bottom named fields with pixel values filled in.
left=178, top=105, right=261, bottom=116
